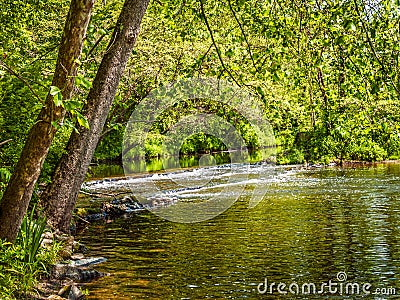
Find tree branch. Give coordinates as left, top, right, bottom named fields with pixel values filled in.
left=192, top=42, right=213, bottom=76
left=227, top=0, right=257, bottom=70
left=353, top=0, right=400, bottom=96
left=86, top=26, right=115, bottom=58
left=0, top=139, right=12, bottom=147
left=0, top=59, right=44, bottom=103
left=199, top=0, right=241, bottom=87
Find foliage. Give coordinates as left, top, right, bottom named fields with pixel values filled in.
left=0, top=210, right=60, bottom=299
left=92, top=0, right=400, bottom=163
left=0, top=168, right=11, bottom=199
left=2, top=0, right=400, bottom=293
left=277, top=147, right=305, bottom=165
left=16, top=206, right=46, bottom=265
left=2, top=0, right=400, bottom=185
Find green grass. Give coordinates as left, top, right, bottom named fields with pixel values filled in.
left=0, top=211, right=61, bottom=299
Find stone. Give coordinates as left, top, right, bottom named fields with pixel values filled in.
left=52, top=259, right=108, bottom=282
left=71, top=253, right=85, bottom=260
left=58, top=236, right=75, bottom=259
left=42, top=238, right=54, bottom=246
left=68, top=284, right=84, bottom=300
left=43, top=231, right=54, bottom=240
left=58, top=284, right=72, bottom=297
left=102, top=196, right=144, bottom=217
left=73, top=241, right=88, bottom=253
left=70, top=257, right=107, bottom=267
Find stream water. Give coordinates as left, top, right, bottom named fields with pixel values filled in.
left=77, top=161, right=400, bottom=299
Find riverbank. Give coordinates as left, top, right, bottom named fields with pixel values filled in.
left=34, top=233, right=108, bottom=300
left=0, top=233, right=60, bottom=299
left=0, top=228, right=108, bottom=300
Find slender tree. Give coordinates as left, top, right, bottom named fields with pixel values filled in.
left=0, top=0, right=95, bottom=242
left=42, top=0, right=150, bottom=232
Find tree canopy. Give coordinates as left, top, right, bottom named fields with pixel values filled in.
left=1, top=0, right=400, bottom=230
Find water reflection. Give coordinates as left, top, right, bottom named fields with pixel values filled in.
left=88, top=148, right=275, bottom=179
left=77, top=163, right=400, bottom=299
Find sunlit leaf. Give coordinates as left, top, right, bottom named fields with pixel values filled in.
left=76, top=112, right=90, bottom=129
left=49, top=85, right=61, bottom=96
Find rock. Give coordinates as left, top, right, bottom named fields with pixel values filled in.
left=69, top=284, right=84, bottom=300
left=102, top=196, right=143, bottom=217
left=52, top=257, right=108, bottom=282
left=57, top=234, right=73, bottom=241
left=53, top=263, right=70, bottom=280
left=58, top=284, right=72, bottom=297
left=53, top=264, right=105, bottom=282
left=78, top=269, right=105, bottom=282
left=71, top=253, right=85, bottom=260
left=80, top=195, right=146, bottom=222
left=148, top=196, right=178, bottom=208
left=84, top=212, right=107, bottom=221
left=43, top=231, right=55, bottom=240
left=58, top=236, right=75, bottom=259
left=71, top=257, right=107, bottom=267
left=42, top=238, right=54, bottom=246
left=41, top=231, right=55, bottom=247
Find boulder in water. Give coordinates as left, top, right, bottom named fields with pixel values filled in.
left=102, top=196, right=144, bottom=216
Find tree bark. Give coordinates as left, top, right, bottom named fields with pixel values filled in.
left=42, top=0, right=150, bottom=233
left=0, top=0, right=94, bottom=242
left=317, top=67, right=331, bottom=133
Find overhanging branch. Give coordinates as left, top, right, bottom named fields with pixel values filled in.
left=0, top=59, right=44, bottom=103
left=199, top=0, right=241, bottom=87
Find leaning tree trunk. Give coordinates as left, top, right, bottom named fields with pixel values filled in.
left=42, top=0, right=150, bottom=233
left=0, top=0, right=94, bottom=242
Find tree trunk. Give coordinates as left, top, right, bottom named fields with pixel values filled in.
left=42, top=0, right=150, bottom=233
left=317, top=67, right=331, bottom=133
left=0, top=0, right=94, bottom=242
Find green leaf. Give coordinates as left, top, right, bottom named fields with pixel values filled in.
left=51, top=120, right=60, bottom=129
left=76, top=112, right=90, bottom=129
left=256, top=86, right=265, bottom=97
left=114, top=94, right=122, bottom=102
left=49, top=85, right=61, bottom=96
left=63, top=100, right=83, bottom=111
left=345, top=20, right=356, bottom=32
left=225, top=48, right=234, bottom=57
left=53, top=93, right=63, bottom=107
left=335, top=36, right=344, bottom=45
left=349, top=22, right=356, bottom=32
left=75, top=76, right=91, bottom=89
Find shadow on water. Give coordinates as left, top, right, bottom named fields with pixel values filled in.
left=78, top=159, right=400, bottom=299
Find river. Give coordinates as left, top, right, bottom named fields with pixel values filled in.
left=77, top=160, right=400, bottom=299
